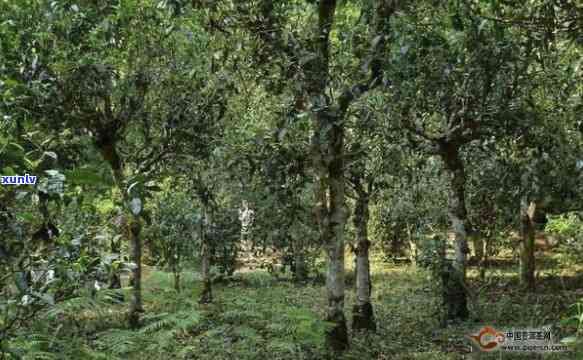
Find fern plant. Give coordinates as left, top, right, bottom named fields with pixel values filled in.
left=94, top=329, right=142, bottom=357
left=561, top=298, right=583, bottom=354
left=140, top=310, right=202, bottom=335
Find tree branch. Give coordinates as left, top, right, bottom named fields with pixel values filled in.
left=337, top=0, right=397, bottom=114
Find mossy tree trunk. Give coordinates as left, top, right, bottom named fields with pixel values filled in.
left=172, top=247, right=181, bottom=293
left=520, top=197, right=536, bottom=290
left=97, top=135, right=144, bottom=327
left=97, top=138, right=124, bottom=291
left=128, top=217, right=143, bottom=329
left=471, top=233, right=484, bottom=264
left=305, top=0, right=349, bottom=352
left=293, top=235, right=308, bottom=282
left=312, top=108, right=350, bottom=352
left=199, top=204, right=212, bottom=304
left=440, top=141, right=470, bottom=321
left=407, top=223, right=418, bottom=265
left=352, top=187, right=375, bottom=331
left=108, top=234, right=122, bottom=289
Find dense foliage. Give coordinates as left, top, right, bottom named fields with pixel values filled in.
left=1, top=0, right=582, bottom=358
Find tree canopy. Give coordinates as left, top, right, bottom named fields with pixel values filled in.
left=1, top=0, right=583, bottom=358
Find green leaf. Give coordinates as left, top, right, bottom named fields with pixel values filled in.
left=65, top=168, right=108, bottom=186
left=8, top=142, right=24, bottom=152
left=2, top=167, right=16, bottom=176
left=16, top=211, right=36, bottom=222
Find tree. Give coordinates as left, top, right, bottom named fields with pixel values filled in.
left=231, top=0, right=399, bottom=350
left=191, top=171, right=217, bottom=303
left=345, top=104, right=395, bottom=331
left=304, top=1, right=397, bottom=349
left=385, top=1, right=536, bottom=321
left=347, top=154, right=376, bottom=331
left=0, top=0, right=228, bottom=327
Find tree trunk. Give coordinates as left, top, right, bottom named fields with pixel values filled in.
left=479, top=236, right=490, bottom=281
left=199, top=206, right=212, bottom=304
left=108, top=235, right=122, bottom=289
left=304, top=0, right=349, bottom=350
left=520, top=197, right=536, bottom=290
left=306, top=0, right=395, bottom=351
left=407, top=223, right=417, bottom=265
left=174, top=271, right=181, bottom=292
left=471, top=233, right=484, bottom=265
left=312, top=110, right=349, bottom=352
left=469, top=229, right=485, bottom=277
left=98, top=142, right=124, bottom=291
left=352, top=191, right=375, bottom=331
left=324, top=180, right=349, bottom=352
left=293, top=244, right=308, bottom=282
left=173, top=255, right=181, bottom=293
left=440, top=142, right=469, bottom=321
left=128, top=217, right=143, bottom=328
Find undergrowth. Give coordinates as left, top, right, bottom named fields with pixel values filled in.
left=4, top=255, right=582, bottom=359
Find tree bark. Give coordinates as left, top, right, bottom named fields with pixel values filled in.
left=108, top=234, right=122, bottom=289
left=98, top=142, right=123, bottom=290
left=174, top=271, right=181, bottom=292
left=479, top=235, right=490, bottom=281
left=520, top=197, right=536, bottom=290
left=307, top=0, right=395, bottom=350
left=199, top=205, right=212, bottom=304
left=293, top=239, right=308, bottom=282
left=440, top=142, right=470, bottom=321
left=304, top=0, right=349, bottom=352
left=172, top=251, right=181, bottom=292
left=471, top=233, right=484, bottom=265
left=407, top=223, right=417, bottom=265
left=312, top=110, right=349, bottom=352
left=128, top=217, right=143, bottom=328
left=352, top=191, right=375, bottom=331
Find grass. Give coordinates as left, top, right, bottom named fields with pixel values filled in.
left=11, top=250, right=583, bottom=360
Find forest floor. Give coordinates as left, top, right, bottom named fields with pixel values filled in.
left=37, top=251, right=583, bottom=360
